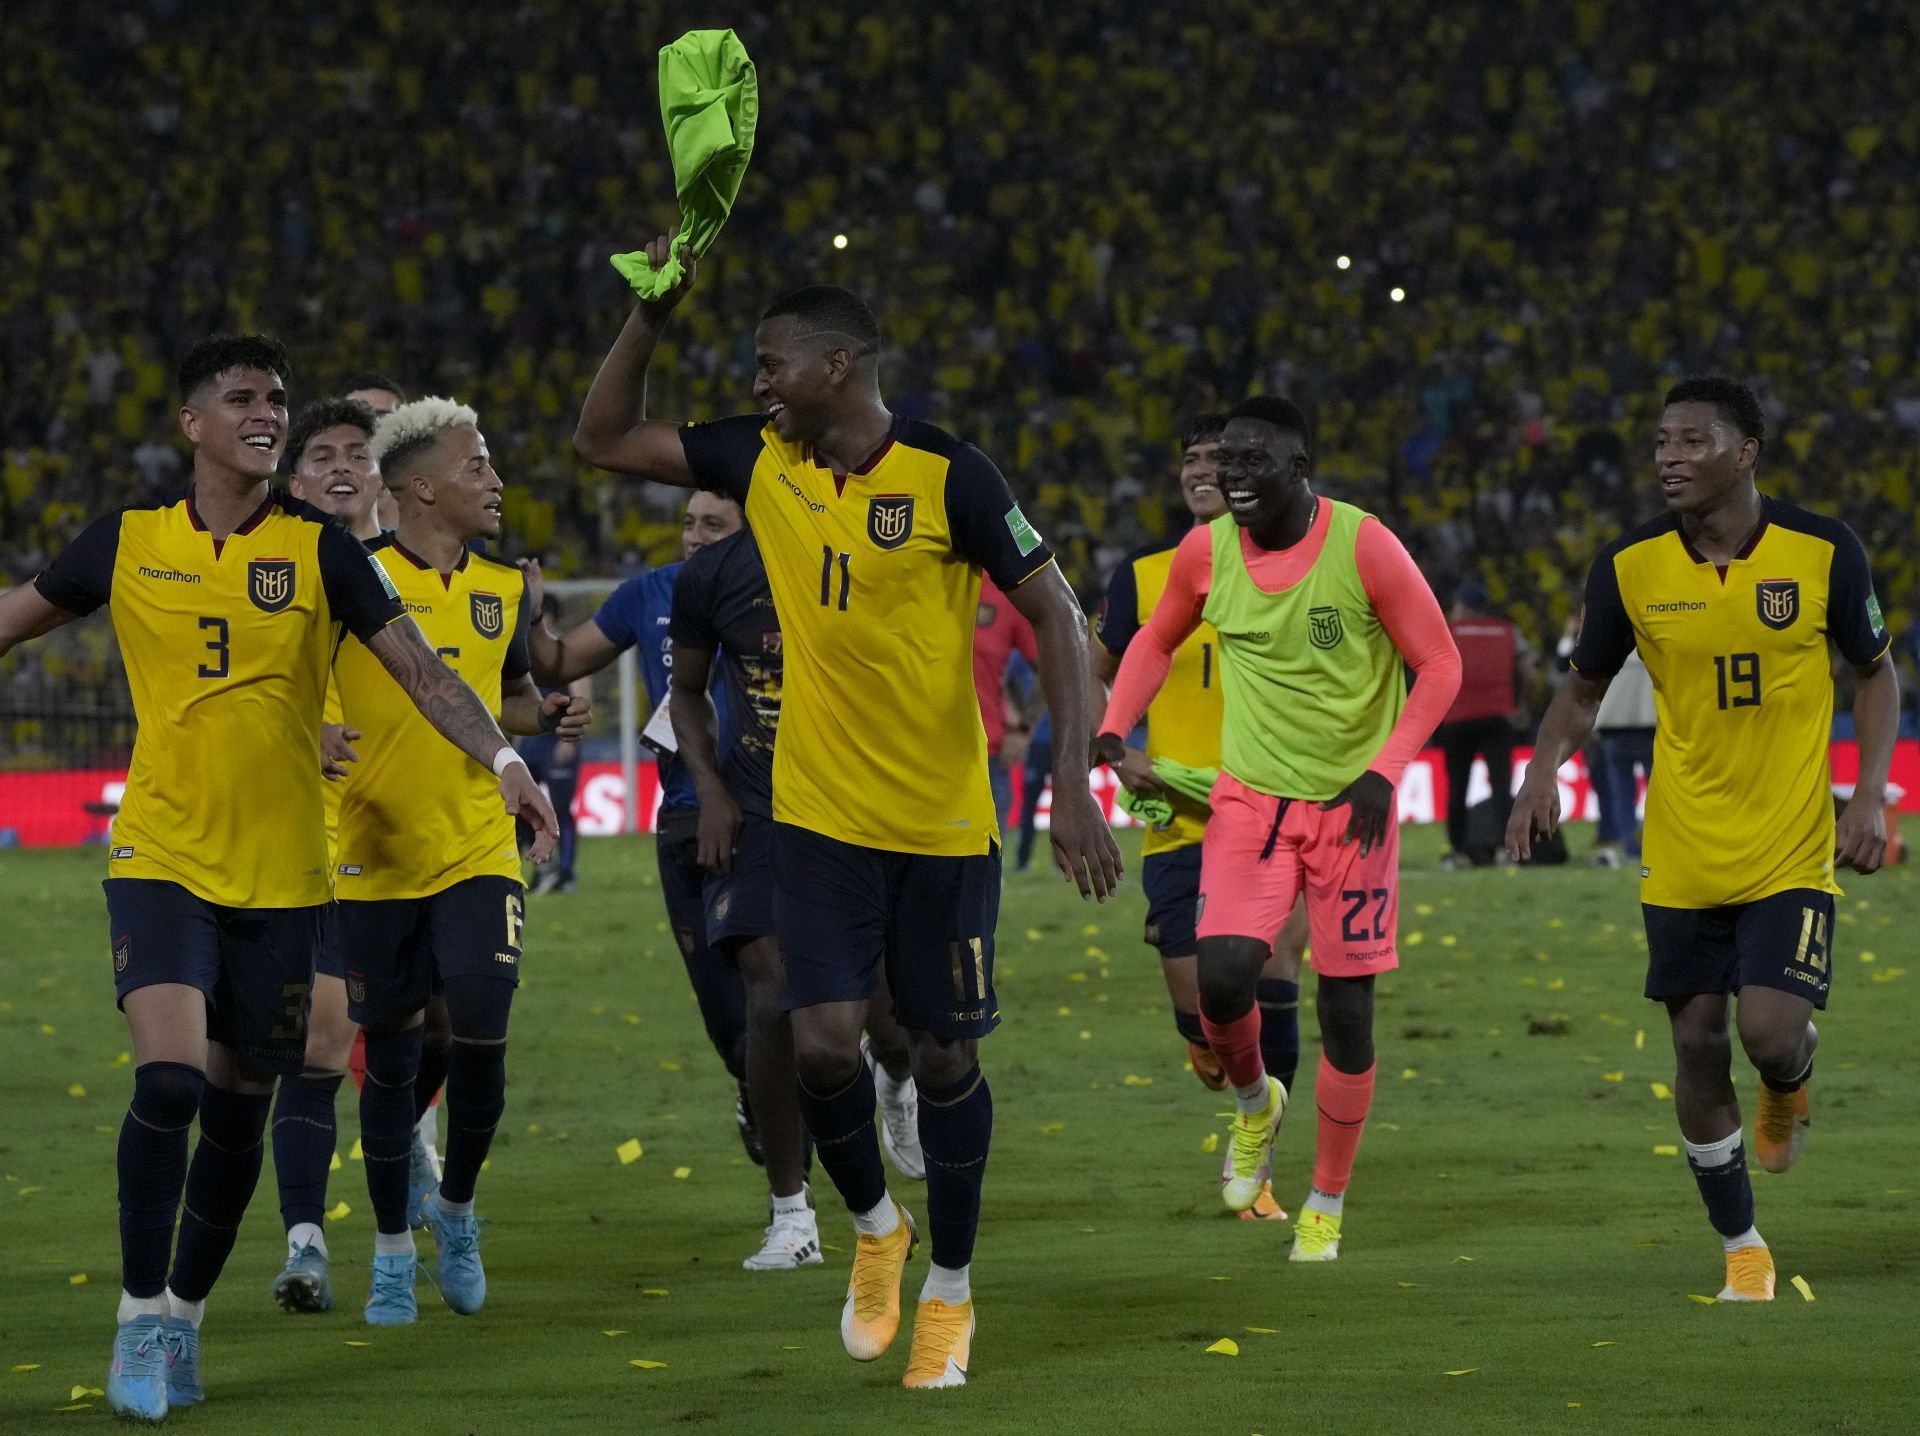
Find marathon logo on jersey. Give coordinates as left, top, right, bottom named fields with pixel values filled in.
left=1308, top=605, right=1345, bottom=650
left=1755, top=579, right=1799, bottom=631
left=868, top=495, right=914, bottom=550
left=470, top=591, right=504, bottom=639
left=248, top=558, right=296, bottom=613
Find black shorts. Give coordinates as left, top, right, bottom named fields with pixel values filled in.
left=104, top=878, right=322, bottom=1076
left=1141, top=846, right=1203, bottom=958
left=656, top=811, right=708, bottom=961
left=705, top=812, right=776, bottom=954
left=333, top=876, right=525, bottom=1026
left=314, top=904, right=347, bottom=981
left=773, top=823, right=1002, bottom=1040
left=1643, top=887, right=1835, bottom=1009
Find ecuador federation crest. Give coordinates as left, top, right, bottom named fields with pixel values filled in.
left=470, top=590, right=504, bottom=639
left=1308, top=605, right=1345, bottom=650
left=248, top=558, right=295, bottom=613
left=1755, top=579, right=1799, bottom=631
left=868, top=494, right=914, bottom=550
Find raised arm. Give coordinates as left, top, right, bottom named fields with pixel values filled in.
left=572, top=236, right=699, bottom=484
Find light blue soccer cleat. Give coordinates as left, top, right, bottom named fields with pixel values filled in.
left=408, top=1131, right=439, bottom=1232
left=161, top=1315, right=203, bottom=1406
left=363, top=1251, right=419, bottom=1326
left=427, top=1203, right=487, bottom=1315
left=106, top=1314, right=169, bottom=1423
left=272, top=1241, right=334, bottom=1312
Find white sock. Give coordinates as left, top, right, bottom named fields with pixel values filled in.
left=164, top=1290, right=205, bottom=1330
left=1305, top=1186, right=1345, bottom=1218
left=1723, top=1225, right=1766, bottom=1253
left=921, top=1263, right=970, bottom=1304
left=1683, top=1130, right=1742, bottom=1169
left=286, top=1222, right=327, bottom=1259
left=852, top=1195, right=899, bottom=1238
left=771, top=1189, right=810, bottom=1218
left=118, top=1290, right=170, bottom=1325
left=436, top=1194, right=475, bottom=1218
left=374, top=1230, right=416, bottom=1258
left=1234, top=1077, right=1270, bottom=1115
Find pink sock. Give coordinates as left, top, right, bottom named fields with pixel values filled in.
left=1311, top=1055, right=1376, bottom=1196
left=1199, top=1007, right=1264, bottom=1092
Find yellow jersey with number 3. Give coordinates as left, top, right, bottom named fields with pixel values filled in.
left=32, top=490, right=402, bottom=908
left=330, top=537, right=530, bottom=899
left=681, top=415, right=1055, bottom=856
left=1096, top=539, right=1221, bottom=856
left=1570, top=499, right=1890, bottom=908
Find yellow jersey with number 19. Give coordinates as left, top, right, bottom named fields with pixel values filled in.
left=330, top=537, right=530, bottom=900
left=682, top=415, right=1055, bottom=857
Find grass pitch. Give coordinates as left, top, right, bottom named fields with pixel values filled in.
left=2, top=824, right=1916, bottom=1434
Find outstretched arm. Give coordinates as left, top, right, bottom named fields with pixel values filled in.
left=0, top=583, right=81, bottom=659
left=1093, top=526, right=1210, bottom=757
left=572, top=236, right=700, bottom=483
left=363, top=619, right=560, bottom=858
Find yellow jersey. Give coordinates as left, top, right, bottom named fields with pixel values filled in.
left=321, top=673, right=346, bottom=874
left=331, top=538, right=530, bottom=900
left=1571, top=499, right=1890, bottom=908
left=33, top=490, right=402, bottom=907
left=1096, top=538, right=1221, bottom=855
left=682, top=415, right=1055, bottom=856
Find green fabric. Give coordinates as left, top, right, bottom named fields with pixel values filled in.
left=1151, top=758, right=1220, bottom=807
left=1201, top=502, right=1405, bottom=801
left=1114, top=787, right=1175, bottom=829
left=610, top=30, right=758, bottom=299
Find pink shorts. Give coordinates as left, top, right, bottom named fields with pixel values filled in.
left=1196, top=772, right=1401, bottom=976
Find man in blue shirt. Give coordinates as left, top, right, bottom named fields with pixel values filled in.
left=522, top=492, right=755, bottom=1154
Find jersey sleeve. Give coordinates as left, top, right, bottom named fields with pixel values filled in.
left=667, top=550, right=721, bottom=655
left=317, top=524, right=404, bottom=641
left=34, top=512, right=124, bottom=616
left=943, top=445, right=1056, bottom=590
left=502, top=576, right=533, bottom=682
left=1826, top=523, right=1892, bottom=665
left=1095, top=557, right=1141, bottom=657
left=1569, top=543, right=1635, bottom=677
left=679, top=415, right=768, bottom=502
left=591, top=576, right=648, bottom=652
left=1355, top=519, right=1463, bottom=782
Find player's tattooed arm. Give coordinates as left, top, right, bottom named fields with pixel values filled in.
left=573, top=234, right=699, bottom=485
left=0, top=583, right=82, bottom=658
left=1506, top=667, right=1612, bottom=861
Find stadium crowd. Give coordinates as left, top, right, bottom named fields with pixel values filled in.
left=6, top=0, right=1920, bottom=735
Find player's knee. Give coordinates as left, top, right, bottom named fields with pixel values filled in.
left=131, top=1060, right=206, bottom=1128
left=1735, top=1022, right=1803, bottom=1081
left=448, top=1040, right=507, bottom=1129
left=792, top=1031, right=861, bottom=1093
left=362, top=1025, right=424, bottom=1087
left=422, top=997, right=454, bottom=1050
left=907, top=1032, right=976, bottom=1089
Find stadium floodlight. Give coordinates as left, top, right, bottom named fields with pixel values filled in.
left=1336, top=255, right=1351, bottom=270
left=1389, top=287, right=1406, bottom=303
left=832, top=233, right=849, bottom=250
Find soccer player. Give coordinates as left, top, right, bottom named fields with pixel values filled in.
left=333, top=397, right=589, bottom=1324
left=1096, top=396, right=1459, bottom=1261
left=574, top=243, right=1121, bottom=1389
left=521, top=495, right=756, bottom=1149
left=1507, top=376, right=1898, bottom=1301
left=0, top=338, right=556, bottom=1421
left=1091, top=414, right=1307, bottom=1221
left=341, top=372, right=407, bottom=532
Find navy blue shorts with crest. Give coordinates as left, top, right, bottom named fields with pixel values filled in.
left=1642, top=887, right=1835, bottom=1009
left=704, top=812, right=776, bottom=954
left=104, top=877, right=322, bottom=1075
left=1141, top=845, right=1203, bottom=957
left=773, top=823, right=1002, bottom=1040
left=330, top=876, right=524, bottom=1027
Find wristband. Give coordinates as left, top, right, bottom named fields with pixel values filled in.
left=492, top=749, right=529, bottom=778
left=537, top=701, right=563, bottom=734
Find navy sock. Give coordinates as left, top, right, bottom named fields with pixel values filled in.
left=1256, top=978, right=1302, bottom=1091
left=916, top=1066, right=993, bottom=1270
left=361, top=1027, right=424, bottom=1234
left=797, top=1061, right=888, bottom=1215
left=413, top=1037, right=451, bottom=1124
left=1172, top=1007, right=1207, bottom=1046
left=118, top=1062, right=205, bottom=1299
left=440, top=1039, right=507, bottom=1206
left=168, top=1084, right=271, bottom=1302
left=1687, top=1141, right=1757, bottom=1239
left=272, top=1068, right=343, bottom=1231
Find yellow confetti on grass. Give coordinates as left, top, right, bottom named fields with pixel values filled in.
left=1067, top=971, right=1088, bottom=983
left=54, top=1402, right=91, bottom=1413
left=329, top=1153, right=342, bottom=1172
left=643, top=1288, right=669, bottom=1296
left=1079, top=1030, right=1092, bottom=1040
left=1397, top=1282, right=1419, bottom=1288
left=1590, top=1340, right=1616, bottom=1347
left=1056, top=1006, right=1073, bottom=1016
left=1635, top=1029, right=1646, bottom=1050
left=1790, top=1275, right=1815, bottom=1302
left=12, top=1364, right=41, bottom=1372
left=326, top=1202, right=351, bottom=1220
left=1037, top=1122, right=1065, bottom=1134
left=630, top=1359, right=668, bottom=1370
left=1405, top=932, right=1425, bottom=946
left=1244, top=1326, right=1278, bottom=1335
left=1081, top=923, right=1100, bottom=936
left=658, top=1060, right=682, bottom=1072
left=1122, top=1074, right=1153, bottom=1087
left=616, top=1139, right=644, bottom=1165
left=344, top=1339, right=371, bottom=1347
left=39, top=1024, right=55, bottom=1036
left=1401, top=1068, right=1418, bottom=1079
left=110, top=1052, right=130, bottom=1068
left=1444, top=1368, right=1478, bottom=1377
left=1205, top=1338, right=1239, bottom=1356
left=1687, top=1294, right=1719, bottom=1305
left=1453, top=1255, right=1476, bottom=1263
left=67, top=1274, right=87, bottom=1286
left=1025, top=928, right=1043, bottom=941
left=623, top=1014, right=640, bottom=1025
left=603, top=1330, right=628, bottom=1337
left=1201, top=1132, right=1220, bottom=1153
left=1653, top=1145, right=1679, bottom=1157
left=1650, top=1082, right=1672, bottom=1100
left=69, top=1385, right=103, bottom=1401
left=1601, top=1072, right=1624, bottom=1082
left=66, top=1085, right=85, bottom=1098
left=672, top=1166, right=692, bottom=1179
left=349, top=1138, right=364, bottom=1161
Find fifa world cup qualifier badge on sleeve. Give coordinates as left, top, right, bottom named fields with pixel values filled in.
left=1005, top=504, right=1042, bottom=557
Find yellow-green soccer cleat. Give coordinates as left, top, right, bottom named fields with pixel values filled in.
left=1289, top=1208, right=1342, bottom=1262
left=1221, top=1076, right=1286, bottom=1212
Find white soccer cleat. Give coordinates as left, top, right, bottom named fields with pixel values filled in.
left=866, top=1040, right=926, bottom=1181
left=744, top=1206, right=824, bottom=1271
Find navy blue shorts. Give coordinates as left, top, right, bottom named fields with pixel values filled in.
left=705, top=812, right=776, bottom=954
left=656, top=811, right=708, bottom=962
left=332, top=876, right=524, bottom=1027
left=1141, top=845, right=1203, bottom=958
left=1643, top=887, right=1834, bottom=1009
left=104, top=878, right=322, bottom=1076
left=773, top=823, right=1002, bottom=1040
left=314, top=904, right=347, bottom=981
